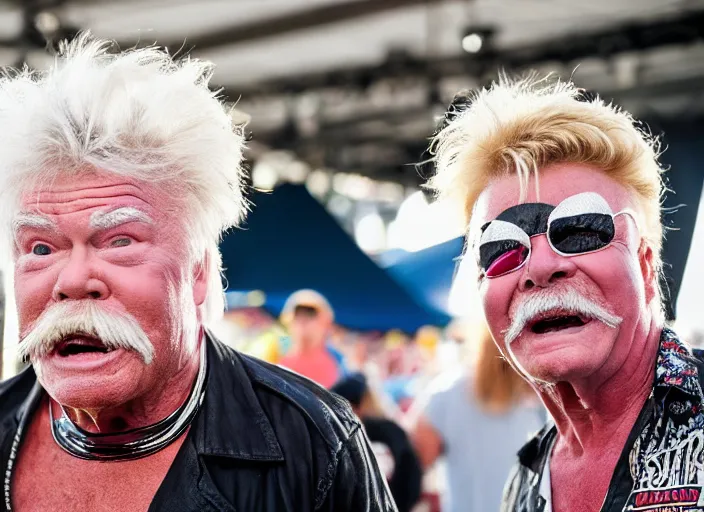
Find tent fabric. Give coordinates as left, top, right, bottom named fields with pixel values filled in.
left=380, top=237, right=464, bottom=318
left=219, top=184, right=450, bottom=333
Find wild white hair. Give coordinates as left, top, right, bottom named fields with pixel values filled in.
left=0, top=33, right=247, bottom=324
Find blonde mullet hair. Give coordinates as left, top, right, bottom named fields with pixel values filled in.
left=472, top=321, right=533, bottom=414
left=428, top=73, right=666, bottom=273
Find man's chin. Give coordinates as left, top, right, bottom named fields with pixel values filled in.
left=35, top=349, right=144, bottom=409
left=514, top=349, right=608, bottom=384
left=509, top=325, right=615, bottom=382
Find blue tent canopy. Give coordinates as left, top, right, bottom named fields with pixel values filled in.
left=380, top=237, right=464, bottom=318
left=219, top=184, right=450, bottom=332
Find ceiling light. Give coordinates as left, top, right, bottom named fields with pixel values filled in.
left=461, top=27, right=496, bottom=55
left=462, top=33, right=484, bottom=54
left=34, top=11, right=60, bottom=35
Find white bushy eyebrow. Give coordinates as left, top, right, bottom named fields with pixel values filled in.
left=89, top=207, right=153, bottom=230
left=12, top=213, right=57, bottom=233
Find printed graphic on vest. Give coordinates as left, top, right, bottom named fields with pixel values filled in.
left=631, top=486, right=701, bottom=510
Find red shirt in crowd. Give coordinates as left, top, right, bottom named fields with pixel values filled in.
left=280, top=349, right=340, bottom=388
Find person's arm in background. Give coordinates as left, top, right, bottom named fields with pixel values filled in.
left=410, top=413, right=444, bottom=470
left=406, top=380, right=448, bottom=470
left=317, top=427, right=399, bottom=511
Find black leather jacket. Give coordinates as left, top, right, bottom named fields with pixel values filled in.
left=0, top=334, right=397, bottom=511
left=502, top=328, right=704, bottom=512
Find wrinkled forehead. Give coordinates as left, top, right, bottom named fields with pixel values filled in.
left=5, top=172, right=188, bottom=253
left=19, top=172, right=153, bottom=209
left=13, top=172, right=190, bottom=228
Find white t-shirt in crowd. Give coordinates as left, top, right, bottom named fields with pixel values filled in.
left=424, top=370, right=545, bottom=512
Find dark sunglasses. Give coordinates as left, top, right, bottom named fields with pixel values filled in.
left=475, top=192, right=638, bottom=279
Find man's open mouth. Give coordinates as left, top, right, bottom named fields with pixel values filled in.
left=55, top=335, right=114, bottom=357
left=529, top=314, right=589, bottom=334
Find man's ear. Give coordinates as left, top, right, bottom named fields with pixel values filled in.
left=192, top=253, right=209, bottom=308
left=638, top=241, right=657, bottom=305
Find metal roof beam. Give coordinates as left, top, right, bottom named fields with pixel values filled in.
left=122, top=0, right=443, bottom=54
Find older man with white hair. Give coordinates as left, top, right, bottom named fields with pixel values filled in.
left=428, top=78, right=704, bottom=512
left=0, top=35, right=395, bottom=512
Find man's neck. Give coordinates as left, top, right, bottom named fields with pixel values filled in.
left=61, top=338, right=203, bottom=433
left=540, top=316, right=662, bottom=456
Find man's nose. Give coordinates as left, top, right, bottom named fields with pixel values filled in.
left=519, top=235, right=578, bottom=291
left=52, top=248, right=110, bottom=301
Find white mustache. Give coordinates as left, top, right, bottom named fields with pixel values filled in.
left=503, top=289, right=623, bottom=345
left=17, top=301, right=154, bottom=364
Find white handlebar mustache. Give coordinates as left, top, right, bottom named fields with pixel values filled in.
left=18, top=301, right=154, bottom=364
left=503, top=289, right=622, bottom=345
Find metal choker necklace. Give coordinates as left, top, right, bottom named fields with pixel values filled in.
left=49, top=341, right=207, bottom=461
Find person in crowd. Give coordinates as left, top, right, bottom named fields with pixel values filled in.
left=332, top=373, right=423, bottom=512
left=409, top=322, right=543, bottom=512
left=427, top=74, right=701, bottom=511
left=0, top=35, right=395, bottom=511
left=279, top=289, right=344, bottom=388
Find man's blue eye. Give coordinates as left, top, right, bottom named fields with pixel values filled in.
left=32, top=244, right=51, bottom=256
left=111, top=238, right=132, bottom=248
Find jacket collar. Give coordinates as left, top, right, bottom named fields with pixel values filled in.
left=653, top=327, right=703, bottom=404
left=517, top=423, right=556, bottom=474
left=192, top=332, right=284, bottom=461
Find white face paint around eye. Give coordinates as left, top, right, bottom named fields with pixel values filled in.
left=547, top=191, right=613, bottom=224
left=476, top=219, right=531, bottom=258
